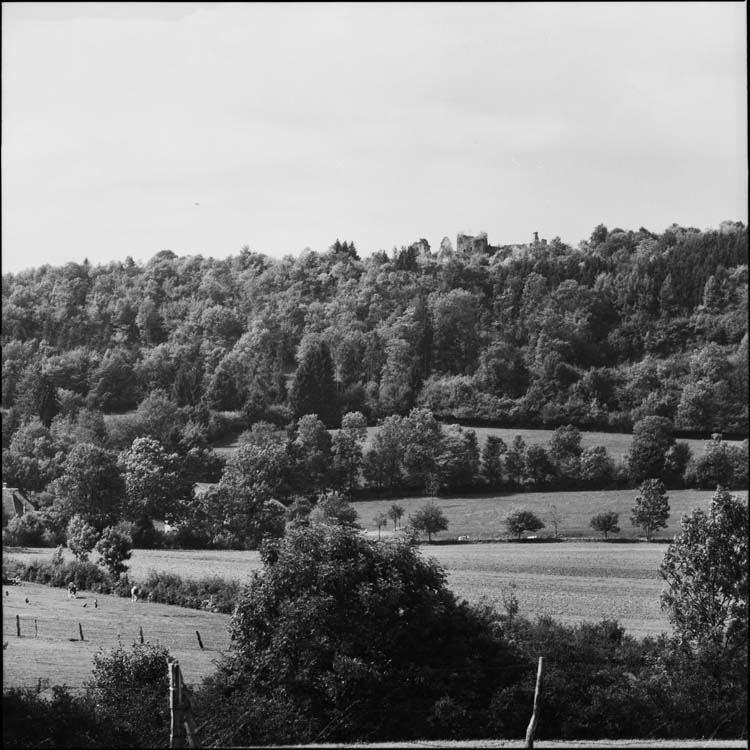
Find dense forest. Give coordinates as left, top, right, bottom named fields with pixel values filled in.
left=2, top=221, right=748, bottom=547
left=3, top=221, right=747, bottom=433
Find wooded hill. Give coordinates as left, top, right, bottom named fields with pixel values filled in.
left=3, top=221, right=747, bottom=440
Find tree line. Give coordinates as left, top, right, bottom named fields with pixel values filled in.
left=4, top=404, right=747, bottom=551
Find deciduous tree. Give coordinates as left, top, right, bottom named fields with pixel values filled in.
left=120, top=437, right=187, bottom=526
left=409, top=501, right=448, bottom=542
left=332, top=411, right=367, bottom=497
left=95, top=525, right=132, bottom=576
left=373, top=512, right=388, bottom=539
left=66, top=515, right=100, bottom=561
left=480, top=435, right=506, bottom=489
left=209, top=524, right=519, bottom=744
left=590, top=511, right=620, bottom=540
left=631, top=479, right=670, bottom=540
left=52, top=444, right=124, bottom=529
left=387, top=503, right=404, bottom=530
left=628, top=417, right=675, bottom=484
left=660, top=487, right=748, bottom=651
left=504, top=510, right=544, bottom=540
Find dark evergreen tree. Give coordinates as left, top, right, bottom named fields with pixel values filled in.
left=289, top=337, right=339, bottom=427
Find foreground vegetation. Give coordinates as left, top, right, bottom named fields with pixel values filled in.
left=4, top=488, right=747, bottom=746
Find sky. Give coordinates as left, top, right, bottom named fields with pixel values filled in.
left=2, top=2, right=747, bottom=274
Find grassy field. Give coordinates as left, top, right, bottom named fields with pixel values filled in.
left=352, top=488, right=748, bottom=540
left=429, top=542, right=669, bottom=638
left=2, top=581, right=231, bottom=692
left=7, top=538, right=677, bottom=641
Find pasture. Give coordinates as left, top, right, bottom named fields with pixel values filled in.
left=2, top=581, right=231, bottom=692
left=352, top=488, right=748, bottom=540
left=7, top=537, right=679, bottom=644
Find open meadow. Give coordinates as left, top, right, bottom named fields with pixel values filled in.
left=351, top=488, right=747, bottom=540
left=2, top=581, right=231, bottom=692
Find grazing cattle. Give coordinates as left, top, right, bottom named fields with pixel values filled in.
left=131, top=585, right=141, bottom=602
left=67, top=582, right=77, bottom=599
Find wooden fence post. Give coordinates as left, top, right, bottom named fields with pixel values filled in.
left=168, top=659, right=199, bottom=748
left=169, top=659, right=185, bottom=749
left=525, top=656, right=544, bottom=749
left=195, top=630, right=204, bottom=650
left=79, top=623, right=84, bottom=641
left=16, top=614, right=20, bottom=637
left=140, top=626, right=144, bottom=644
left=181, top=668, right=199, bottom=749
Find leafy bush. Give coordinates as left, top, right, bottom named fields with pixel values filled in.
left=95, top=526, right=132, bottom=577
left=590, top=511, right=620, bottom=539
left=120, top=517, right=163, bottom=549
left=3, top=685, right=114, bottom=749
left=3, top=512, right=48, bottom=547
left=163, top=522, right=212, bottom=550
left=2, top=644, right=174, bottom=748
left=8, top=556, right=114, bottom=593
left=196, top=524, right=522, bottom=744
left=85, top=643, right=171, bottom=748
left=140, top=570, right=240, bottom=613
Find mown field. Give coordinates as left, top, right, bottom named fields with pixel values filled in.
left=2, top=581, right=231, bottom=692
left=352, top=488, right=747, bottom=540
left=7, top=539, right=675, bottom=641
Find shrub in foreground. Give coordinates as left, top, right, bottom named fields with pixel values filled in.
left=3, top=686, right=110, bottom=749
left=492, top=616, right=747, bottom=740
left=3, top=643, right=172, bottom=749
left=195, top=523, right=522, bottom=744
left=85, top=643, right=171, bottom=748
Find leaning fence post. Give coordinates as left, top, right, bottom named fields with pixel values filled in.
left=16, top=614, right=20, bottom=637
left=525, top=656, right=544, bottom=749
left=195, top=630, right=204, bottom=650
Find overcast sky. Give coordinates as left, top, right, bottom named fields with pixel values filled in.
left=2, top=2, right=747, bottom=274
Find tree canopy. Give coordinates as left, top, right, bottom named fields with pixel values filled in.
left=209, top=524, right=520, bottom=744
left=660, top=487, right=748, bottom=651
